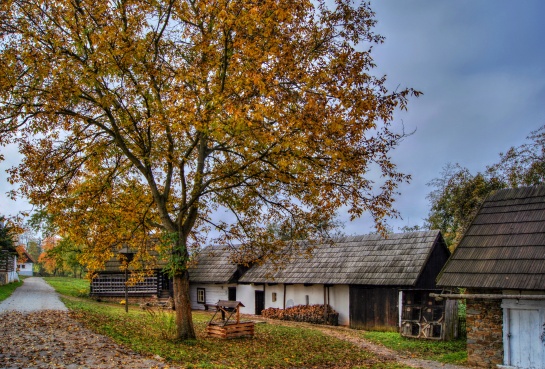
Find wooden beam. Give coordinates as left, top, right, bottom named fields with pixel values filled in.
left=431, top=293, right=545, bottom=300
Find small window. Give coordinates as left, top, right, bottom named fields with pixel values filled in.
left=272, top=292, right=277, bottom=302
left=197, top=288, right=206, bottom=304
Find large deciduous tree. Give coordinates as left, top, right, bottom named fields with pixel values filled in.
left=0, top=0, right=418, bottom=339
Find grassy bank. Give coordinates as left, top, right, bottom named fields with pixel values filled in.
left=0, top=279, right=23, bottom=302
left=45, top=276, right=89, bottom=298
left=361, top=331, right=467, bottom=365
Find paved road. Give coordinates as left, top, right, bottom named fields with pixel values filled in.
left=0, top=277, right=67, bottom=312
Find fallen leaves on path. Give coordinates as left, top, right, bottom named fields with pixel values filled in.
left=0, top=310, right=174, bottom=368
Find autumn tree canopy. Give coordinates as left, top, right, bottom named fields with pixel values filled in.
left=0, top=0, right=418, bottom=339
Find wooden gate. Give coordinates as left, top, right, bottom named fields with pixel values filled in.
left=503, top=299, right=545, bottom=368
left=349, top=286, right=398, bottom=330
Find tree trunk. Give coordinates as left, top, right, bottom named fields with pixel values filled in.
left=173, top=270, right=196, bottom=340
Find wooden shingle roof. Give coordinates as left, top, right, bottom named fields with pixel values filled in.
left=437, top=185, right=545, bottom=290
left=238, top=231, right=443, bottom=285
left=188, top=245, right=240, bottom=284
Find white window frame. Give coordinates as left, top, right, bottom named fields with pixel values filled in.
left=197, top=288, right=206, bottom=304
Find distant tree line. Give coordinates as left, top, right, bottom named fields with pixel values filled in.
left=425, top=125, right=545, bottom=250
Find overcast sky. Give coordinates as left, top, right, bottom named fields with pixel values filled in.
left=341, top=0, right=545, bottom=234
left=2, top=1, right=545, bottom=236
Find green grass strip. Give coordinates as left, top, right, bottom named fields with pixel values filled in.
left=0, top=279, right=23, bottom=302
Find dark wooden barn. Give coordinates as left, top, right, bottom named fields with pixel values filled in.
left=437, top=185, right=545, bottom=368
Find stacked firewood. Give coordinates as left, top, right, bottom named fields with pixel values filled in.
left=262, top=304, right=338, bottom=325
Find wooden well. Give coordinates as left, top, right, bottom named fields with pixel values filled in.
left=206, top=300, right=255, bottom=339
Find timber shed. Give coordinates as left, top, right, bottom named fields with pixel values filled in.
left=238, top=231, right=455, bottom=338
left=437, top=185, right=545, bottom=368
left=90, top=251, right=172, bottom=300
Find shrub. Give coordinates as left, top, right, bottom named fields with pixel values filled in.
left=262, top=304, right=338, bottom=326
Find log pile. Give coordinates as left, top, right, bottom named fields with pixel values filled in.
left=262, top=304, right=338, bottom=325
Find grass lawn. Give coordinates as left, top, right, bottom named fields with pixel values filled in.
left=0, top=278, right=23, bottom=302
left=44, top=276, right=90, bottom=297
left=360, top=330, right=467, bottom=365
left=44, top=277, right=465, bottom=368
left=63, top=297, right=402, bottom=368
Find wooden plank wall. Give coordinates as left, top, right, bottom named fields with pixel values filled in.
left=349, top=286, right=398, bottom=330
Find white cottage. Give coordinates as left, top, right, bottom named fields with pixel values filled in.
left=187, top=245, right=247, bottom=310
left=190, top=231, right=454, bottom=338
left=238, top=231, right=451, bottom=333
left=17, top=250, right=35, bottom=276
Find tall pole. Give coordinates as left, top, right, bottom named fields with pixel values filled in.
left=119, top=247, right=134, bottom=313
left=125, top=265, right=129, bottom=313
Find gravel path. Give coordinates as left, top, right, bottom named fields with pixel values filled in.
left=0, top=277, right=67, bottom=313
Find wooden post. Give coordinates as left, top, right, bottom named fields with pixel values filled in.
left=283, top=284, right=286, bottom=309
left=323, top=285, right=327, bottom=321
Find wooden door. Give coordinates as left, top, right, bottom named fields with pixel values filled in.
left=228, top=287, right=237, bottom=301
left=503, top=299, right=545, bottom=369
left=255, top=290, right=265, bottom=315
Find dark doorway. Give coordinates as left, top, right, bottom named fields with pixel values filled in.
left=160, top=273, right=172, bottom=298
left=228, top=287, right=237, bottom=301
left=255, top=290, right=265, bottom=315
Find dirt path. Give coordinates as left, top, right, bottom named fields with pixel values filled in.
left=249, top=316, right=470, bottom=369
left=0, top=278, right=174, bottom=368
left=314, top=326, right=469, bottom=369
left=0, top=310, right=175, bottom=368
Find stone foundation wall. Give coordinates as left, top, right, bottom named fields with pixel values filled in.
left=466, top=295, right=503, bottom=368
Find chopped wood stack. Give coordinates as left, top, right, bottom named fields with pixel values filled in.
left=262, top=304, right=338, bottom=325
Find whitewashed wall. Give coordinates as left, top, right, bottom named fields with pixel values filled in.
left=329, top=285, right=349, bottom=326
left=189, top=283, right=237, bottom=310
left=18, top=262, right=33, bottom=276
left=234, top=283, right=350, bottom=325
left=237, top=284, right=264, bottom=315
left=190, top=282, right=350, bottom=325
left=8, top=257, right=18, bottom=282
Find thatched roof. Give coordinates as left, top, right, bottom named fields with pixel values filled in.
left=437, top=185, right=545, bottom=290
left=238, top=231, right=444, bottom=285
left=187, top=245, right=240, bottom=284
